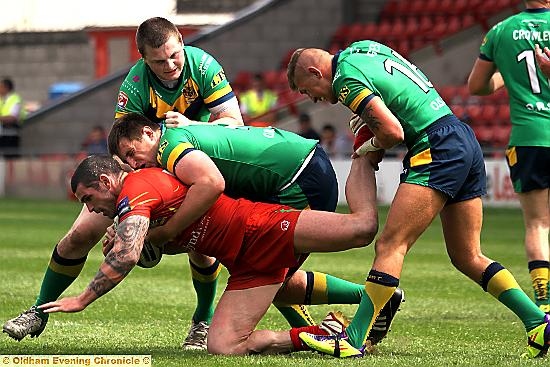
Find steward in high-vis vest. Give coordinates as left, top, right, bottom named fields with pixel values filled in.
left=0, top=78, right=26, bottom=130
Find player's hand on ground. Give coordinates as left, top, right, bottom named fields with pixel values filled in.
left=102, top=224, right=116, bottom=255
left=164, top=111, right=192, bottom=128
left=39, top=297, right=86, bottom=313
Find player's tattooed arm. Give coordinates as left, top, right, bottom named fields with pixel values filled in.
left=360, top=104, right=382, bottom=135
left=86, top=215, right=149, bottom=298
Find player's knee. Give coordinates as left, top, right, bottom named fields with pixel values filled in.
left=59, top=227, right=101, bottom=257
left=207, top=334, right=248, bottom=355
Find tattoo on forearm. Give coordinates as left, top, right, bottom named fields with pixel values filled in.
left=87, top=269, right=117, bottom=297
left=361, top=105, right=382, bottom=134
left=87, top=215, right=149, bottom=298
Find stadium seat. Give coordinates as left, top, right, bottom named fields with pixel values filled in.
left=409, top=1, right=426, bottom=17
left=362, top=23, right=380, bottom=41
left=376, top=20, right=394, bottom=40
left=380, top=0, right=399, bottom=20
left=465, top=104, right=483, bottom=124
left=387, top=18, right=406, bottom=41
left=345, top=23, right=365, bottom=45
left=424, top=0, right=439, bottom=15
left=449, top=104, right=466, bottom=120
left=262, top=70, right=280, bottom=90
left=473, top=123, right=494, bottom=147
left=404, top=17, right=420, bottom=40
left=332, top=24, right=351, bottom=46
left=480, top=104, right=498, bottom=124
left=232, top=71, right=252, bottom=92
left=438, top=85, right=457, bottom=104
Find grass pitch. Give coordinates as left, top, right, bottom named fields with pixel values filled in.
left=0, top=198, right=547, bottom=366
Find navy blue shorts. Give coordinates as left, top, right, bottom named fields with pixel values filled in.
left=506, top=146, right=550, bottom=193
left=400, top=115, right=487, bottom=204
left=275, top=144, right=338, bottom=211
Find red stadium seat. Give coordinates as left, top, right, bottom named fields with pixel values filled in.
left=376, top=20, right=394, bottom=40
left=409, top=0, right=426, bottom=17
left=262, top=70, right=279, bottom=90
left=232, top=71, right=252, bottom=92
left=438, top=85, right=457, bottom=104
left=331, top=24, right=351, bottom=46
left=404, top=17, right=420, bottom=41
left=465, top=104, right=483, bottom=124
left=474, top=123, right=494, bottom=147
left=362, top=23, right=380, bottom=41
left=380, top=0, right=399, bottom=20
left=480, top=104, right=498, bottom=124
left=345, top=23, right=365, bottom=45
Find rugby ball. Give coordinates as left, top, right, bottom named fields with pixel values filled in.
left=137, top=240, right=163, bottom=268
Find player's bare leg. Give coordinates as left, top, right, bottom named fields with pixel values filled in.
left=207, top=283, right=290, bottom=355
left=518, top=189, right=550, bottom=312
left=293, top=155, right=378, bottom=253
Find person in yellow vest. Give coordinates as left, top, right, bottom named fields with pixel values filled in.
left=239, top=73, right=278, bottom=123
left=0, top=78, right=25, bottom=129
left=0, top=77, right=25, bottom=156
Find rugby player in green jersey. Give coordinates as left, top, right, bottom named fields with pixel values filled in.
left=468, top=0, right=550, bottom=315
left=107, top=112, right=404, bottom=349
left=2, top=17, right=244, bottom=350
left=287, top=41, right=550, bottom=358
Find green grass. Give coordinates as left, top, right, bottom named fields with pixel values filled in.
left=0, top=198, right=546, bottom=366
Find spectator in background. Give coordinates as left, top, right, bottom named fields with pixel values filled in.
left=297, top=113, right=320, bottom=140
left=468, top=0, right=550, bottom=314
left=81, top=125, right=108, bottom=155
left=0, top=77, right=25, bottom=157
left=239, top=73, right=278, bottom=123
left=320, top=123, right=352, bottom=159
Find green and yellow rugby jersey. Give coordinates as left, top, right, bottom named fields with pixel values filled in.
left=115, top=46, right=234, bottom=124
left=333, top=40, right=452, bottom=148
left=157, top=124, right=318, bottom=201
left=480, top=8, right=550, bottom=147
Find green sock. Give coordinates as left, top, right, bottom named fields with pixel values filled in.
left=482, top=262, right=546, bottom=331
left=301, top=271, right=364, bottom=305
left=346, top=270, right=399, bottom=348
left=35, top=245, right=87, bottom=319
left=274, top=304, right=314, bottom=327
left=189, top=260, right=221, bottom=324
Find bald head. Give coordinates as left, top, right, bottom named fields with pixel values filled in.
left=287, top=48, right=333, bottom=90
left=286, top=48, right=337, bottom=104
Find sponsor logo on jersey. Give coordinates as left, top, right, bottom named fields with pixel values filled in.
left=338, top=86, right=350, bottom=103
left=132, top=75, right=140, bottom=82
left=184, top=215, right=211, bottom=251
left=116, top=196, right=131, bottom=217
left=280, top=220, right=290, bottom=231
left=117, top=91, right=129, bottom=109
left=199, top=54, right=214, bottom=75
left=157, top=140, right=169, bottom=162
left=211, top=70, right=226, bottom=88
left=183, top=82, right=199, bottom=103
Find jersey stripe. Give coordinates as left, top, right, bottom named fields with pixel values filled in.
left=204, top=85, right=233, bottom=104
left=349, top=88, right=373, bottom=112
left=167, top=142, right=194, bottom=172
